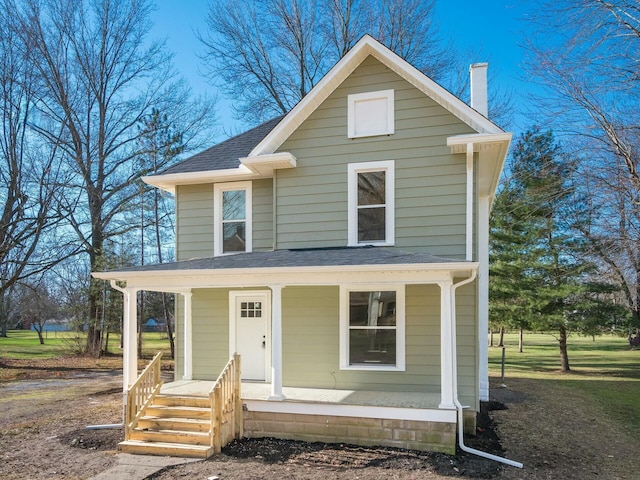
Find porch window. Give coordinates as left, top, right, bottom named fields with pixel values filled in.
left=214, top=181, right=252, bottom=256
left=340, top=285, right=405, bottom=371
left=347, top=160, right=395, bottom=246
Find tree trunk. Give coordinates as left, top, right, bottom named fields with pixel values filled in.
left=489, top=328, right=494, bottom=347
left=518, top=327, right=524, bottom=353
left=35, top=326, right=45, bottom=345
left=498, top=326, right=505, bottom=347
left=559, top=325, right=571, bottom=372
left=162, top=293, right=175, bottom=360
left=138, top=291, right=144, bottom=359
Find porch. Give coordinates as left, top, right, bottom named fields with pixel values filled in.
left=160, top=379, right=458, bottom=453
left=161, top=379, right=442, bottom=410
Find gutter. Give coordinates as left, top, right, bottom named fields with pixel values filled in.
left=451, top=272, right=523, bottom=469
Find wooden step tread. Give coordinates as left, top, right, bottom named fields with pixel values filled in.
left=119, top=440, right=214, bottom=458
left=141, top=415, right=210, bottom=424
left=132, top=428, right=209, bottom=437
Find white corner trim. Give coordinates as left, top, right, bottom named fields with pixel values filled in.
left=466, top=143, right=474, bottom=262
left=214, top=181, right=253, bottom=257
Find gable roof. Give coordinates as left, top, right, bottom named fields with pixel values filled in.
left=249, top=34, right=504, bottom=157
left=144, top=34, right=509, bottom=194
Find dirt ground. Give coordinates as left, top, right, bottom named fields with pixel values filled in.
left=0, top=358, right=638, bottom=480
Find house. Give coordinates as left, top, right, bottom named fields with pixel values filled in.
left=94, top=35, right=511, bottom=457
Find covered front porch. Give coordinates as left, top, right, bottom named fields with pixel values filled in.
left=94, top=247, right=479, bottom=454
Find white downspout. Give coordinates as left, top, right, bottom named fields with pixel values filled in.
left=451, top=272, right=523, bottom=469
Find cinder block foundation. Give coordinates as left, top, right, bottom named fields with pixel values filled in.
left=243, top=410, right=462, bottom=454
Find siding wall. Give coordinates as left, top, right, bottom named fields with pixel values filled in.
left=275, top=56, right=475, bottom=258
left=175, top=178, right=273, bottom=261
left=174, top=284, right=477, bottom=407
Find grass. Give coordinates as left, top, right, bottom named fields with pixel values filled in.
left=490, top=333, right=640, bottom=432
left=0, top=329, right=173, bottom=361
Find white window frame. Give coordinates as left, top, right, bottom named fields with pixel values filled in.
left=347, top=89, right=394, bottom=139
left=339, top=284, right=405, bottom=371
left=214, top=181, right=252, bottom=257
left=347, top=160, right=395, bottom=246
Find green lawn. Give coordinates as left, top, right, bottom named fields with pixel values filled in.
left=0, top=329, right=173, bottom=360
left=490, top=333, right=640, bottom=431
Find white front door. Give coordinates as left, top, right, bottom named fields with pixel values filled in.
left=230, top=291, right=270, bottom=381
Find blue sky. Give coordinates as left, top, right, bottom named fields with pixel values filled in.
left=151, top=1, right=534, bottom=136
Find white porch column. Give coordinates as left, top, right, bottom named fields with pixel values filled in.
left=478, top=195, right=490, bottom=401
left=439, top=280, right=456, bottom=409
left=269, top=285, right=285, bottom=400
left=125, top=288, right=139, bottom=387
left=182, top=291, right=193, bottom=380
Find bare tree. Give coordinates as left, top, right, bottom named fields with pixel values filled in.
left=198, top=0, right=455, bottom=124
left=17, top=282, right=62, bottom=345
left=525, top=0, right=640, bottom=331
left=0, top=1, right=67, bottom=337
left=9, top=0, right=215, bottom=356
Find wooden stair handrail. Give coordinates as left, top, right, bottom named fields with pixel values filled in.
left=209, top=353, right=242, bottom=453
left=125, top=351, right=164, bottom=440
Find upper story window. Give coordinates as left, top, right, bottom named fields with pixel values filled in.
left=348, top=160, right=395, bottom=246
left=347, top=89, right=394, bottom=138
left=339, top=285, right=405, bottom=371
left=214, top=181, right=252, bottom=256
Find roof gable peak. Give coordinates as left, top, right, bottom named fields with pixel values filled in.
left=249, top=34, right=503, bottom=157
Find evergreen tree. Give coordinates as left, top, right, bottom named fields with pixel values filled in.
left=490, top=128, right=620, bottom=371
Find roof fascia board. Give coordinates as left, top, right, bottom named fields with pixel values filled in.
left=447, top=132, right=512, bottom=148
left=142, top=166, right=257, bottom=194
left=249, top=35, right=503, bottom=157
left=93, top=261, right=479, bottom=288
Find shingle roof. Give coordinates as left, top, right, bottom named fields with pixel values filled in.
left=159, top=115, right=285, bottom=175
left=108, top=247, right=464, bottom=274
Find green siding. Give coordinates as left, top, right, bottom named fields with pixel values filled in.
left=174, top=283, right=477, bottom=408
left=176, top=179, right=274, bottom=259
left=276, top=56, right=475, bottom=258
left=176, top=184, right=213, bottom=261
left=252, top=178, right=273, bottom=251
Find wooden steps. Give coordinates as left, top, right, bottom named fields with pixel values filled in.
left=120, top=394, right=214, bottom=458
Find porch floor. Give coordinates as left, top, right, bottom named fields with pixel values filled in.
left=160, top=380, right=441, bottom=409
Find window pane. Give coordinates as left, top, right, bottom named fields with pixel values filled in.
left=349, top=329, right=396, bottom=365
left=357, top=171, right=385, bottom=206
left=349, top=291, right=396, bottom=326
left=223, top=190, right=246, bottom=220
left=358, top=207, right=385, bottom=242
left=223, top=222, right=246, bottom=252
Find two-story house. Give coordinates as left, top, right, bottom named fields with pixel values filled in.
left=95, top=35, right=511, bottom=458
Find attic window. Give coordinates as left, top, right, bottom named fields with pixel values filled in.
left=347, top=89, right=394, bottom=138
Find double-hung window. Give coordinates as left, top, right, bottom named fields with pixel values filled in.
left=340, top=285, right=405, bottom=371
left=348, top=160, right=395, bottom=246
left=214, top=181, right=252, bottom=256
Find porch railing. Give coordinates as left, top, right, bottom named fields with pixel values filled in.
left=125, top=351, right=163, bottom=440
left=209, top=353, right=242, bottom=453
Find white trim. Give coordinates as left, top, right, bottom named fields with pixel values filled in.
left=229, top=290, right=271, bottom=383
left=182, top=291, right=193, bottom=380
left=347, top=89, right=394, bottom=138
left=269, top=285, right=285, bottom=400
left=477, top=195, right=490, bottom=401
left=142, top=167, right=256, bottom=194
left=339, top=284, right=405, bottom=371
left=249, top=35, right=503, bottom=158
left=347, top=160, right=395, bottom=246
left=439, top=280, right=455, bottom=409
left=93, top=262, right=479, bottom=288
left=125, top=288, right=138, bottom=387
left=244, top=399, right=457, bottom=423
left=466, top=142, right=474, bottom=261
left=214, top=181, right=253, bottom=257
